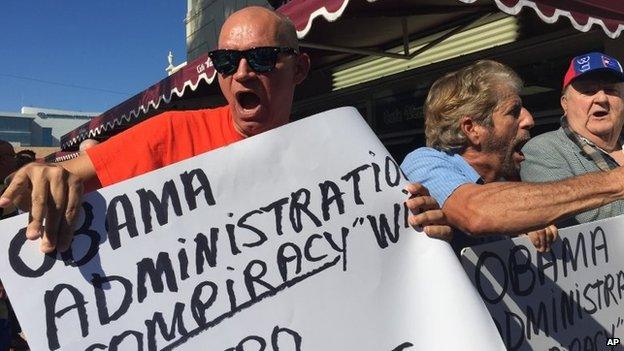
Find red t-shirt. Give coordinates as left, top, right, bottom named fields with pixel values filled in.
left=87, top=106, right=244, bottom=187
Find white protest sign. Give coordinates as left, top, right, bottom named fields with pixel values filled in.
left=0, top=107, right=504, bottom=350
left=461, top=216, right=624, bottom=351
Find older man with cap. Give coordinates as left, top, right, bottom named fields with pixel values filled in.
left=402, top=59, right=624, bottom=255
left=521, top=52, right=624, bottom=227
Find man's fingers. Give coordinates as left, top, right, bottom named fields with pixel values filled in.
left=542, top=227, right=552, bottom=252
left=11, top=191, right=32, bottom=212
left=527, top=231, right=543, bottom=252
left=543, top=225, right=558, bottom=253
left=0, top=171, right=31, bottom=209
left=56, top=177, right=83, bottom=252
left=423, top=225, right=453, bottom=241
left=41, top=171, right=69, bottom=253
left=404, top=183, right=430, bottom=197
left=26, top=174, right=49, bottom=241
left=405, top=195, right=439, bottom=214
left=0, top=163, right=84, bottom=255
left=40, top=232, right=57, bottom=254
left=56, top=220, right=73, bottom=253
left=409, top=210, right=453, bottom=243
left=537, top=234, right=546, bottom=252
left=404, top=184, right=452, bottom=242
left=526, top=224, right=559, bottom=253
left=548, top=225, right=559, bottom=241
left=408, top=209, right=446, bottom=227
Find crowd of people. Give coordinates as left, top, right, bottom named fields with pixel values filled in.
left=0, top=5, right=623, bottom=350
left=402, top=53, right=624, bottom=254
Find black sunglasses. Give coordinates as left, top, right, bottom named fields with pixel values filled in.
left=208, top=46, right=299, bottom=75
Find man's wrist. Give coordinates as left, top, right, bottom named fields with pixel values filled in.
left=609, top=167, right=624, bottom=198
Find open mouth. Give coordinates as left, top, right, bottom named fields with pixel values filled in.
left=236, top=91, right=261, bottom=111
left=593, top=111, right=609, bottom=118
left=512, top=138, right=529, bottom=162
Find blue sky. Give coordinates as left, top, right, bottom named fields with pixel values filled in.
left=0, top=1, right=187, bottom=113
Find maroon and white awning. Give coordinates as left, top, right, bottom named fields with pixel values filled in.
left=280, top=0, right=624, bottom=39
left=57, top=0, right=624, bottom=153
left=489, top=0, right=624, bottom=38
left=44, top=151, right=80, bottom=163
left=60, top=53, right=217, bottom=150
left=278, top=0, right=355, bottom=38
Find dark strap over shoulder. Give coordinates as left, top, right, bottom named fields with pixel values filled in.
left=561, top=116, right=618, bottom=172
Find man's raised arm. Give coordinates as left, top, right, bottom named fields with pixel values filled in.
left=443, top=167, right=624, bottom=236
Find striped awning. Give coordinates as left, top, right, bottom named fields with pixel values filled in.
left=60, top=53, right=217, bottom=150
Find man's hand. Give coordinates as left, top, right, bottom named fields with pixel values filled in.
left=0, top=163, right=83, bottom=253
left=526, top=224, right=558, bottom=253
left=404, top=183, right=453, bottom=241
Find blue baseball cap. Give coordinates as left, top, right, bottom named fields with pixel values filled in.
left=563, top=52, right=624, bottom=89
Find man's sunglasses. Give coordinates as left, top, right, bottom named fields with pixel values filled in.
left=208, top=46, right=299, bottom=75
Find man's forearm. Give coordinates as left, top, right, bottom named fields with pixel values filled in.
left=444, top=168, right=624, bottom=236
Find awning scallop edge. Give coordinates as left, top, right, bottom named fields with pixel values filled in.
left=280, top=0, right=624, bottom=40
left=278, top=0, right=378, bottom=39
left=465, top=0, right=624, bottom=39
left=60, top=53, right=216, bottom=150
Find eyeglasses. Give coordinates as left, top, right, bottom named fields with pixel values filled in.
left=208, top=46, right=299, bottom=75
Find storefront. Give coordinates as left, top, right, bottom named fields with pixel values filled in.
left=281, top=0, right=624, bottom=160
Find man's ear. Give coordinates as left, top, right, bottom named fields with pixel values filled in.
left=293, top=52, right=310, bottom=85
left=460, top=116, right=483, bottom=146
left=560, top=92, right=568, bottom=115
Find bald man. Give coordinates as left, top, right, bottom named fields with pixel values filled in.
left=0, top=7, right=449, bottom=253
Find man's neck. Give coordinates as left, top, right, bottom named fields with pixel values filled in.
left=580, top=133, right=621, bottom=153
left=460, top=148, right=499, bottom=183
left=577, top=133, right=624, bottom=165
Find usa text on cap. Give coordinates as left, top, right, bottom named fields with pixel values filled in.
left=562, top=52, right=624, bottom=89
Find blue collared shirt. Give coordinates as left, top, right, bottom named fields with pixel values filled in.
left=401, top=147, right=481, bottom=207
left=401, top=147, right=502, bottom=255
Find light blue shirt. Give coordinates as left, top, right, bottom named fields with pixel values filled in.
left=401, top=147, right=482, bottom=207
left=401, top=147, right=498, bottom=255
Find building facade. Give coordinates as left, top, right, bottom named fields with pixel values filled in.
left=0, top=107, right=98, bottom=147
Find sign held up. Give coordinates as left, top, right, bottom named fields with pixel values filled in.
left=0, top=107, right=504, bottom=350
left=462, top=216, right=624, bottom=351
